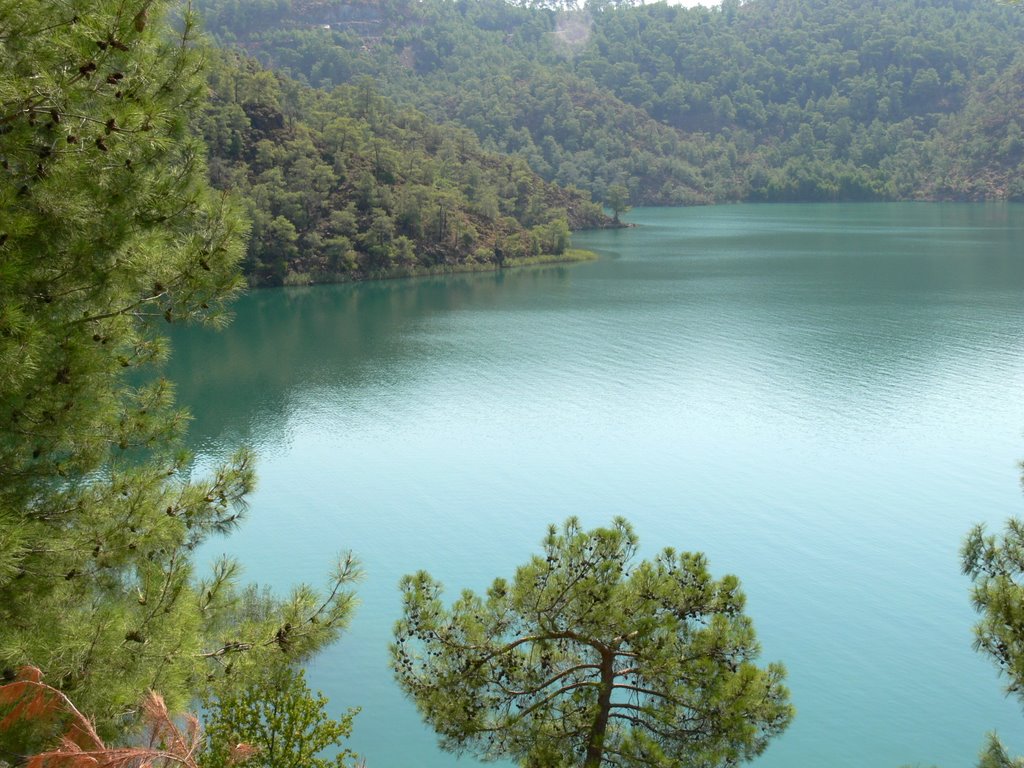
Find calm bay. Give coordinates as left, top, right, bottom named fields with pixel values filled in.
left=170, top=203, right=1024, bottom=767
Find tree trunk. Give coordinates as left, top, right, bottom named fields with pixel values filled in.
left=583, top=650, right=615, bottom=768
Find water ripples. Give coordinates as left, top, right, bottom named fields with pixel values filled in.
left=173, top=203, right=1024, bottom=768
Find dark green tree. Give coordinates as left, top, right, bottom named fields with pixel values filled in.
left=392, top=517, right=792, bottom=768
left=0, top=0, right=356, bottom=748
left=197, top=50, right=608, bottom=285
left=195, top=0, right=1024, bottom=206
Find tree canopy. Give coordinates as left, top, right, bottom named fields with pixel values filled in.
left=0, top=0, right=357, bottom=749
left=199, top=51, right=608, bottom=286
left=392, top=517, right=792, bottom=768
left=195, top=0, right=1024, bottom=208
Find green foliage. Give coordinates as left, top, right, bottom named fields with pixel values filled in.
left=962, top=515, right=1024, bottom=768
left=0, top=0, right=358, bottom=748
left=605, top=184, right=630, bottom=224
left=978, top=733, right=1024, bottom=768
left=962, top=517, right=1024, bottom=702
left=927, top=57, right=1024, bottom=200
left=195, top=0, right=1024, bottom=205
left=202, top=664, right=359, bottom=768
left=199, top=51, right=608, bottom=286
left=392, top=517, right=792, bottom=768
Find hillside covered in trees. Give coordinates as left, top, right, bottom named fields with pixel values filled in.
left=195, top=0, right=1024, bottom=207
left=200, top=52, right=609, bottom=286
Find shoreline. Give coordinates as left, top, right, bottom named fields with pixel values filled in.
left=262, top=248, right=600, bottom=289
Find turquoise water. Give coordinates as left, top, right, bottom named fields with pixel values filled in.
left=170, top=203, right=1024, bottom=767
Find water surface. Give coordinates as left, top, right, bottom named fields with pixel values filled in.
left=171, top=203, right=1024, bottom=767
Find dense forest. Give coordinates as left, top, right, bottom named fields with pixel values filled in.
left=195, top=0, right=1024, bottom=209
left=200, top=52, right=610, bottom=286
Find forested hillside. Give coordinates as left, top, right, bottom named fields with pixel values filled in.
left=195, top=0, right=1024, bottom=205
left=201, top=53, right=608, bottom=286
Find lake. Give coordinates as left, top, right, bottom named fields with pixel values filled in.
left=170, top=203, right=1024, bottom=767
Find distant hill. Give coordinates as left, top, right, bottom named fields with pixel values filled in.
left=201, top=51, right=610, bottom=286
left=196, top=0, right=1024, bottom=205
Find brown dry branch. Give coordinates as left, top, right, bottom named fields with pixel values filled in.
left=0, top=667, right=255, bottom=768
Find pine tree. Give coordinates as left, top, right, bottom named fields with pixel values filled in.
left=963, top=517, right=1024, bottom=700
left=962, top=516, right=1024, bottom=767
left=0, top=0, right=357, bottom=751
left=392, top=517, right=792, bottom=768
